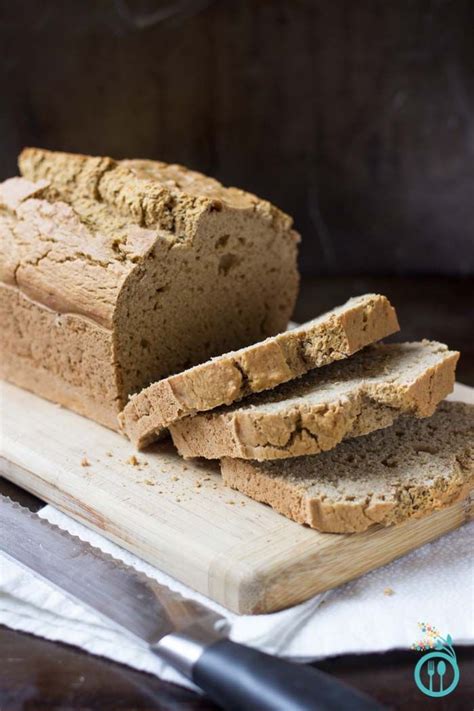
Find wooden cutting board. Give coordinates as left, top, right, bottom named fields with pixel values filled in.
left=1, top=381, right=472, bottom=615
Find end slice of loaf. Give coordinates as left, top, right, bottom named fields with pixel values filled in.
left=120, top=293, right=399, bottom=447
left=221, top=401, right=474, bottom=533
left=171, top=341, right=458, bottom=460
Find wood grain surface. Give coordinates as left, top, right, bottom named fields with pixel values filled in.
left=2, top=378, right=472, bottom=615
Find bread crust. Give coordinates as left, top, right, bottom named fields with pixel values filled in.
left=220, top=401, right=474, bottom=533
left=171, top=341, right=458, bottom=460
left=1, top=149, right=299, bottom=428
left=121, top=293, right=399, bottom=447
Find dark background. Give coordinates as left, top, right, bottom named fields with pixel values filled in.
left=1, top=0, right=473, bottom=275
left=1, top=6, right=474, bottom=708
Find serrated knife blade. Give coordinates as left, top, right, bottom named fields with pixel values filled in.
left=0, top=494, right=385, bottom=711
left=0, top=494, right=224, bottom=645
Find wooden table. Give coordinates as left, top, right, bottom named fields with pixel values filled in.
left=1, top=277, right=473, bottom=710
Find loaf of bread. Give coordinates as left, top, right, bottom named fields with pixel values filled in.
left=0, top=149, right=299, bottom=429
left=120, top=293, right=399, bottom=448
left=170, top=341, right=458, bottom=459
left=220, top=401, right=474, bottom=533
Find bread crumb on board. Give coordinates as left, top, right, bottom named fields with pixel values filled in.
left=81, top=457, right=90, bottom=467
left=383, top=587, right=395, bottom=596
left=127, top=455, right=140, bottom=466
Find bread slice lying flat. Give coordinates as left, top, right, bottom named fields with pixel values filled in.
left=171, top=341, right=458, bottom=460
left=120, top=294, right=399, bottom=447
left=220, top=401, right=474, bottom=533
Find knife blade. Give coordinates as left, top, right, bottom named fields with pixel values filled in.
left=0, top=495, right=386, bottom=711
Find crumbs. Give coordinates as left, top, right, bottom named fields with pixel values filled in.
left=125, top=454, right=149, bottom=469
left=383, top=587, right=395, bottom=596
left=131, top=467, right=231, bottom=507
left=80, top=457, right=90, bottom=467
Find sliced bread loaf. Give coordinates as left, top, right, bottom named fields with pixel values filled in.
left=120, top=294, right=399, bottom=447
left=170, top=341, right=458, bottom=460
left=220, top=401, right=474, bottom=533
left=0, top=148, right=299, bottom=429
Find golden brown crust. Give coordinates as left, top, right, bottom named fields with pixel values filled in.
left=0, top=284, right=120, bottom=429
left=1, top=148, right=299, bottom=427
left=121, top=293, right=399, bottom=448
left=170, top=342, right=458, bottom=460
left=220, top=401, right=474, bottom=533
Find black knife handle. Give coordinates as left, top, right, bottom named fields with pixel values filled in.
left=192, top=639, right=386, bottom=711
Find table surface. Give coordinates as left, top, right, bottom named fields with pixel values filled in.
left=1, top=276, right=473, bottom=711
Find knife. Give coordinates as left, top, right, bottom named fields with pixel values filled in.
left=0, top=495, right=385, bottom=710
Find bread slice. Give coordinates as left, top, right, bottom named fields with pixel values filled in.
left=221, top=401, right=474, bottom=533
left=120, top=294, right=399, bottom=447
left=170, top=341, right=458, bottom=460
left=0, top=148, right=299, bottom=429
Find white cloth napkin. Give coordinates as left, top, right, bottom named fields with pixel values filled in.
left=1, top=384, right=473, bottom=690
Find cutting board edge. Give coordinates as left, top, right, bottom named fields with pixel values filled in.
left=0, top=454, right=223, bottom=602
left=236, top=495, right=472, bottom=614
left=3, top=454, right=472, bottom=615
left=2, top=380, right=473, bottom=615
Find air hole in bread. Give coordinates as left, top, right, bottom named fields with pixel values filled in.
left=219, top=253, right=240, bottom=275
left=216, top=234, right=230, bottom=248
left=416, top=446, right=439, bottom=455
left=382, top=457, right=399, bottom=468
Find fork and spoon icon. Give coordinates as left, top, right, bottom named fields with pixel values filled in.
left=427, top=659, right=447, bottom=692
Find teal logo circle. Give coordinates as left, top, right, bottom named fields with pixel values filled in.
left=414, top=651, right=460, bottom=698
